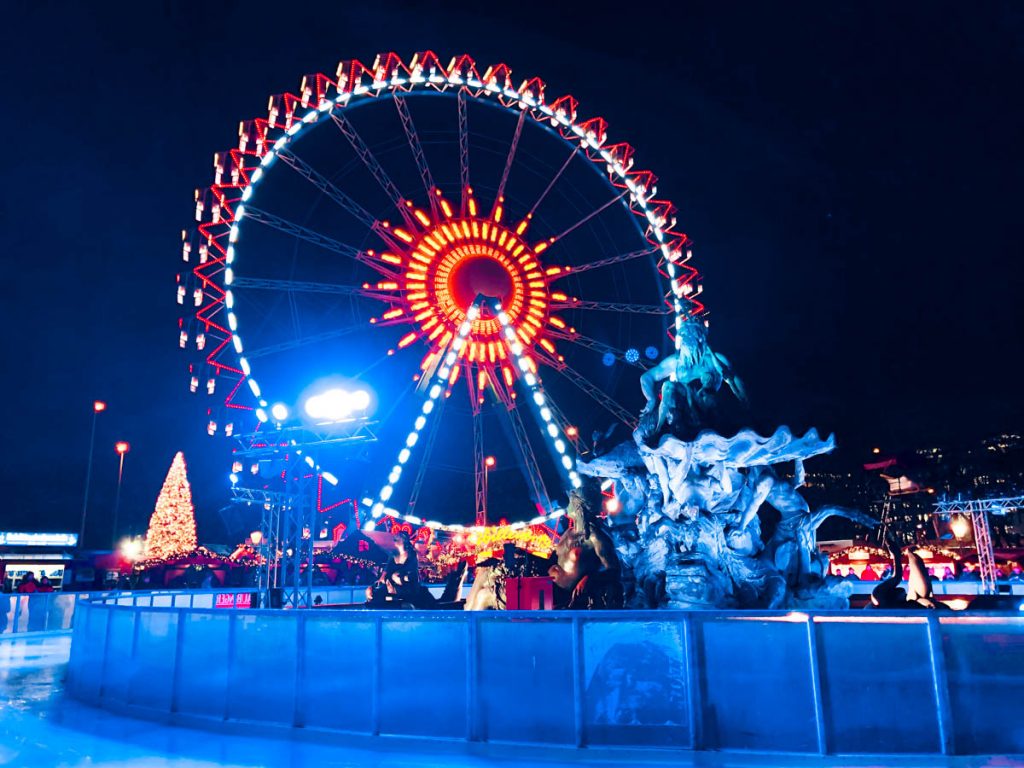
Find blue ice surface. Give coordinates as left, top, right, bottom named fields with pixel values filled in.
left=0, top=633, right=1007, bottom=768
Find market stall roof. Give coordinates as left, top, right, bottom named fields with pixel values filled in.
left=134, top=546, right=235, bottom=569
left=828, top=545, right=890, bottom=566
left=829, top=544, right=964, bottom=566
left=954, top=550, right=1022, bottom=565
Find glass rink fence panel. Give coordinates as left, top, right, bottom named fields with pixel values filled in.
left=66, top=600, right=1024, bottom=756
left=0, top=585, right=421, bottom=636
left=6, top=581, right=1022, bottom=638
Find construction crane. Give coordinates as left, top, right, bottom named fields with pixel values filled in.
left=933, top=494, right=1024, bottom=594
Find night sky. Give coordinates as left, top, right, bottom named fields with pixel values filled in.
left=2, top=2, right=1021, bottom=544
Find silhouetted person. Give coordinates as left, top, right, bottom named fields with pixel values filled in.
left=16, top=572, right=38, bottom=593
left=367, top=532, right=419, bottom=604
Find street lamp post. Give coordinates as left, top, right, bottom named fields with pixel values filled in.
left=79, top=401, right=107, bottom=548
left=484, top=456, right=496, bottom=525
left=112, top=441, right=130, bottom=548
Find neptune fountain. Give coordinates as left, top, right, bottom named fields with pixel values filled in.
left=579, top=321, right=876, bottom=609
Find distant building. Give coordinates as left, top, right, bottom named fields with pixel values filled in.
left=802, top=433, right=1024, bottom=545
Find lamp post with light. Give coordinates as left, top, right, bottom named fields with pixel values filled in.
left=484, top=456, right=496, bottom=526
left=111, top=441, right=130, bottom=548
left=79, top=400, right=107, bottom=548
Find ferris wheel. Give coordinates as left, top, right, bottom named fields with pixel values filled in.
left=177, top=52, right=704, bottom=533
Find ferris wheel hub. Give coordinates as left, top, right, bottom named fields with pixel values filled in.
left=448, top=254, right=514, bottom=311
left=386, top=199, right=548, bottom=367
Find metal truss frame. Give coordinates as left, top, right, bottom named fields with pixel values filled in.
left=933, top=494, right=1024, bottom=595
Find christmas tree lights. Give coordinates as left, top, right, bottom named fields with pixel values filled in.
left=143, top=452, right=198, bottom=560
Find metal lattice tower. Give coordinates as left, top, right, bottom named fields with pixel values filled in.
left=230, top=420, right=376, bottom=608
left=473, top=406, right=486, bottom=527
left=934, top=494, right=1024, bottom=595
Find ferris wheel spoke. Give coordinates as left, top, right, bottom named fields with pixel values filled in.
left=244, top=324, right=364, bottom=360
left=547, top=328, right=652, bottom=369
left=550, top=298, right=671, bottom=315
left=275, top=148, right=377, bottom=229
left=543, top=395, right=592, bottom=454
left=527, top=145, right=578, bottom=219
left=229, top=277, right=380, bottom=298
left=330, top=112, right=416, bottom=228
left=554, top=246, right=660, bottom=276
left=503, top=401, right=552, bottom=514
left=393, top=95, right=440, bottom=215
left=458, top=90, right=470, bottom=212
left=242, top=206, right=368, bottom=263
left=493, top=108, right=526, bottom=213
left=544, top=359, right=638, bottom=429
left=544, top=190, right=629, bottom=247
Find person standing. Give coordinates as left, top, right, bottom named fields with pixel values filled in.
left=16, top=572, right=38, bottom=593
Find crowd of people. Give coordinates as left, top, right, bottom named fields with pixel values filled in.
left=0, top=572, right=62, bottom=633
left=833, top=564, right=1024, bottom=582
left=9, top=571, right=56, bottom=593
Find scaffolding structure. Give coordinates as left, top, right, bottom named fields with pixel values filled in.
left=230, top=420, right=376, bottom=608
left=933, top=494, right=1024, bottom=595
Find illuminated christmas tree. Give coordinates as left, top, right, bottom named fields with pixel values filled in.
left=143, top=452, right=198, bottom=560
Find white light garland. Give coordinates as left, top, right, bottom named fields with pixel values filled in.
left=493, top=303, right=581, bottom=495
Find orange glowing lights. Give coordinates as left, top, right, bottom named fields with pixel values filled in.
left=371, top=189, right=565, bottom=401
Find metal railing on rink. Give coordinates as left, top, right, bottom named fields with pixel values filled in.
left=66, top=596, right=1024, bottom=756
left=0, top=586, right=433, bottom=637
left=0, top=592, right=82, bottom=635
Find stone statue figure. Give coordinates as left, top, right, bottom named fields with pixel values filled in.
left=869, top=537, right=949, bottom=610
left=639, top=321, right=746, bottom=439
left=579, top=424, right=876, bottom=609
left=548, top=491, right=624, bottom=609
left=571, top=315, right=877, bottom=610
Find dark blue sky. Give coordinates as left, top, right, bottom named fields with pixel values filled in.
left=2, top=2, right=1021, bottom=543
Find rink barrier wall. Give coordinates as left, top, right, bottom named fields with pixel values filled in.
left=0, top=585, right=422, bottom=637
left=66, top=597, right=1024, bottom=756
left=6, top=580, right=1022, bottom=638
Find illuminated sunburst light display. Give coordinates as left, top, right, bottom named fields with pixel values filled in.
left=370, top=189, right=565, bottom=407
